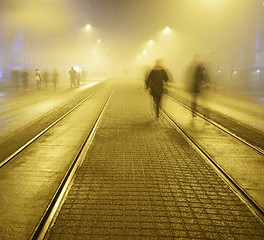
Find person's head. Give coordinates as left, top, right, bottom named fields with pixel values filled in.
left=154, top=59, right=163, bottom=69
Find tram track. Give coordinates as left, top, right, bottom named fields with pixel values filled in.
left=167, top=95, right=264, bottom=155
left=162, top=95, right=264, bottom=223
left=31, top=82, right=116, bottom=240
left=0, top=81, right=104, bottom=166
left=170, top=92, right=264, bottom=151
left=1, top=87, right=99, bottom=168
left=0, top=83, right=263, bottom=239
left=34, top=84, right=264, bottom=239
left=0, top=80, right=115, bottom=240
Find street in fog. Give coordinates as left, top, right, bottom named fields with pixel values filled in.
left=0, top=0, right=263, bottom=141
left=0, top=0, right=263, bottom=93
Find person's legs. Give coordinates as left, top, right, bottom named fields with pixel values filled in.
left=191, top=93, right=198, bottom=117
left=155, top=94, right=162, bottom=117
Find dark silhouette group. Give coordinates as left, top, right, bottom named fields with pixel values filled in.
left=145, top=55, right=211, bottom=119
left=69, top=67, right=80, bottom=88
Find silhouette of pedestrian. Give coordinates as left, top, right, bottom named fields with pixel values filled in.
left=69, top=67, right=77, bottom=88
left=21, top=69, right=29, bottom=91
left=186, top=55, right=210, bottom=117
left=35, top=69, right=41, bottom=90
left=52, top=68, right=59, bottom=90
left=146, top=59, right=169, bottom=118
left=43, top=69, right=49, bottom=90
left=76, top=72, right=81, bottom=87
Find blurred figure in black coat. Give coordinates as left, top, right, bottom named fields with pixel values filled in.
left=11, top=68, right=20, bottom=91
left=186, top=55, right=211, bottom=117
left=21, top=69, right=29, bottom=91
left=52, top=68, right=59, bottom=90
left=43, top=69, right=49, bottom=90
left=146, top=59, right=169, bottom=118
left=69, top=67, right=77, bottom=88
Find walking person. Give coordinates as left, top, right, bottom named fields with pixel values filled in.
left=43, top=69, right=49, bottom=90
left=11, top=68, right=20, bottom=92
left=186, top=55, right=211, bottom=117
left=69, top=67, right=77, bottom=88
left=76, top=72, right=81, bottom=87
left=146, top=59, right=169, bottom=118
left=35, top=69, right=41, bottom=90
left=21, top=69, right=29, bottom=91
left=52, top=68, right=59, bottom=90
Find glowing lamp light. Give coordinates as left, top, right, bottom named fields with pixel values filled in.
left=163, top=27, right=171, bottom=35
left=147, top=39, right=154, bottom=45
left=85, top=24, right=91, bottom=31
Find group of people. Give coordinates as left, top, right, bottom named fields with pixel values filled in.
left=69, top=67, right=81, bottom=88
left=11, top=68, right=29, bottom=91
left=11, top=67, right=84, bottom=92
left=35, top=68, right=59, bottom=90
left=145, top=55, right=211, bottom=118
left=11, top=68, right=59, bottom=91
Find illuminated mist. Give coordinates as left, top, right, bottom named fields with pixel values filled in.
left=0, top=0, right=263, bottom=91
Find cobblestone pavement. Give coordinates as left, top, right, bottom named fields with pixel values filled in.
left=47, top=79, right=264, bottom=240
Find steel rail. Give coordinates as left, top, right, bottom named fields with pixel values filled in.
left=31, top=82, right=117, bottom=240
left=166, top=95, right=264, bottom=155
left=0, top=85, right=103, bottom=168
left=161, top=102, right=264, bottom=223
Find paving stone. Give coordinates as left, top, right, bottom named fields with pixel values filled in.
left=47, top=80, right=264, bottom=240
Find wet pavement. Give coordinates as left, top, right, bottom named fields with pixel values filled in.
left=46, top=79, right=264, bottom=240
left=0, top=81, right=112, bottom=240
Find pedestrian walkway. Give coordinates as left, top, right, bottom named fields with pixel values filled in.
left=47, top=79, right=264, bottom=240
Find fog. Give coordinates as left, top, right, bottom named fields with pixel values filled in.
left=0, top=0, right=263, bottom=90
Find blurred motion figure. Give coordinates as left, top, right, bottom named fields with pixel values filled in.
left=69, top=67, right=77, bottom=88
left=35, top=69, right=41, bottom=90
left=186, top=55, right=211, bottom=117
left=21, top=69, right=29, bottom=91
left=76, top=72, right=81, bottom=87
left=43, top=69, right=49, bottom=90
left=146, top=59, right=169, bottom=118
left=52, top=68, right=59, bottom=90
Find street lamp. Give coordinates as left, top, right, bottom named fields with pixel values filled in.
left=147, top=39, right=154, bottom=46
left=85, top=24, right=91, bottom=31
left=163, top=27, right=171, bottom=35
